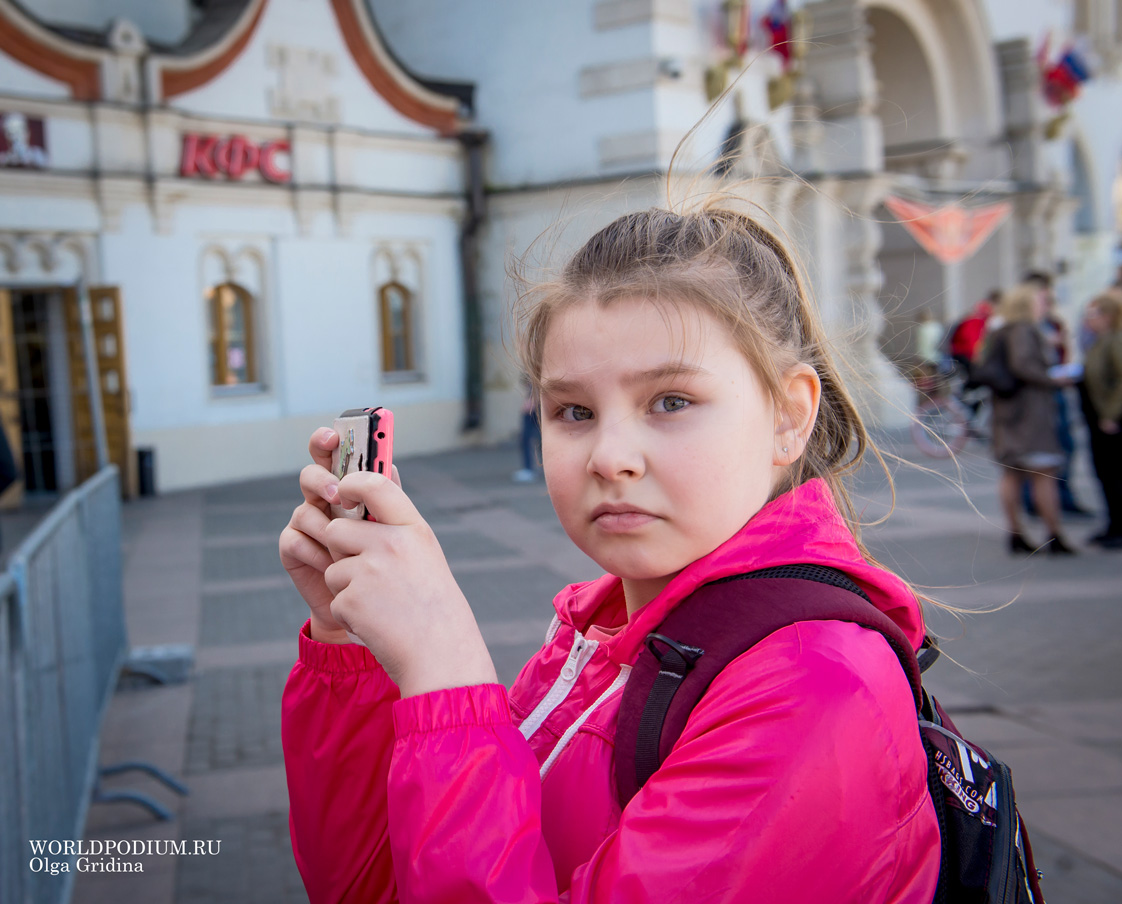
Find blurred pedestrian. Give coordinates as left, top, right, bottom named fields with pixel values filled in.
left=949, top=291, right=997, bottom=383
left=987, top=283, right=1075, bottom=555
left=913, top=308, right=945, bottom=374
left=1021, top=272, right=1091, bottom=517
left=1078, top=290, right=1122, bottom=549
left=512, top=380, right=541, bottom=483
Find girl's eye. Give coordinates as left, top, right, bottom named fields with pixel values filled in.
left=559, top=404, right=594, bottom=422
left=654, top=395, right=690, bottom=413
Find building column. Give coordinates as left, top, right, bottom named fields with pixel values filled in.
left=800, top=0, right=911, bottom=426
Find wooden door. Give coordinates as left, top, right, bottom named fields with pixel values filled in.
left=64, top=286, right=134, bottom=497
left=0, top=289, right=22, bottom=509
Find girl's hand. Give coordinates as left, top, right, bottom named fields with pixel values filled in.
left=279, top=428, right=350, bottom=642
left=1101, top=418, right=1121, bottom=435
left=322, top=472, right=498, bottom=697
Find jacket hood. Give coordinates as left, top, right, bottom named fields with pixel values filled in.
left=551, top=477, right=926, bottom=665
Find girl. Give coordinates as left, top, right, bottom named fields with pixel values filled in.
left=279, top=206, right=940, bottom=903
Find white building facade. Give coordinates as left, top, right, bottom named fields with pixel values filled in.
left=1, top=0, right=1120, bottom=492
left=374, top=0, right=1122, bottom=436
left=0, top=0, right=477, bottom=494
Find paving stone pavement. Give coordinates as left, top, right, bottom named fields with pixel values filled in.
left=57, top=431, right=1121, bottom=904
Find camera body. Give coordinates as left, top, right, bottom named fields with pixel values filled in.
left=330, top=407, right=394, bottom=521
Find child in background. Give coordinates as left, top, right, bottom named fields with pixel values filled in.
left=279, top=206, right=940, bottom=903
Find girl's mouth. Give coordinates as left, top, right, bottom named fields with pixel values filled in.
left=591, top=505, right=658, bottom=532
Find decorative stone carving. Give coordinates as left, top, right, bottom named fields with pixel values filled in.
left=0, top=232, right=94, bottom=282
left=104, top=19, right=146, bottom=105
left=266, top=44, right=341, bottom=123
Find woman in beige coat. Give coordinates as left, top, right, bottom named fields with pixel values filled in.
left=987, top=284, right=1074, bottom=554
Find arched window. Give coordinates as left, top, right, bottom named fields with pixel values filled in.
left=207, top=282, right=257, bottom=386
left=379, top=281, right=415, bottom=373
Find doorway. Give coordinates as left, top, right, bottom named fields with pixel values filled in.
left=0, top=284, right=131, bottom=508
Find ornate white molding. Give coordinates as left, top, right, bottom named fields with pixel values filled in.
left=0, top=230, right=96, bottom=282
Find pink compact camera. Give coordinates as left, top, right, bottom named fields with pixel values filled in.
left=330, top=407, right=394, bottom=521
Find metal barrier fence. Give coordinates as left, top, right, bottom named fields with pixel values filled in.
left=0, top=467, right=126, bottom=904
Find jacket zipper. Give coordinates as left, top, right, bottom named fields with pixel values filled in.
left=518, top=632, right=598, bottom=742
left=540, top=665, right=631, bottom=780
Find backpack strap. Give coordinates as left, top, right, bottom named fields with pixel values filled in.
left=614, top=564, right=923, bottom=808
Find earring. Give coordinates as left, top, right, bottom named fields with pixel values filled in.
left=782, top=446, right=789, bottom=453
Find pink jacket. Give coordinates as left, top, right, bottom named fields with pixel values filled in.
left=283, top=478, right=940, bottom=903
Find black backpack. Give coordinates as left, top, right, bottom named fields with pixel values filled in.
left=614, top=565, right=1044, bottom=904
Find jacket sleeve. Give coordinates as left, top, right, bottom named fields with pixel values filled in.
left=282, top=620, right=402, bottom=904
left=385, top=622, right=939, bottom=904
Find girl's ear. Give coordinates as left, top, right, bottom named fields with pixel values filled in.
left=773, top=364, right=821, bottom=466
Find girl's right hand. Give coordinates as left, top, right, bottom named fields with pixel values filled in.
left=280, top=427, right=348, bottom=642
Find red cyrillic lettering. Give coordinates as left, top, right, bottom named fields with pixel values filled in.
left=259, top=140, right=292, bottom=183
left=215, top=134, right=260, bottom=180
left=180, top=133, right=218, bottom=177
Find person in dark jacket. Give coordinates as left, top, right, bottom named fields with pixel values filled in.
left=1079, top=290, right=1122, bottom=548
left=988, top=283, right=1075, bottom=555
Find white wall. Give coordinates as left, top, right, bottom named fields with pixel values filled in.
left=0, top=54, right=71, bottom=98
left=169, top=0, right=434, bottom=138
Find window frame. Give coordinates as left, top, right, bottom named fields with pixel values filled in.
left=207, top=281, right=260, bottom=389
left=378, top=280, right=418, bottom=377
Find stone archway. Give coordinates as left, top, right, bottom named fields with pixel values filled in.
left=865, top=0, right=1006, bottom=368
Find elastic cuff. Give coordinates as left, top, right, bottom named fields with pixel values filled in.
left=393, top=683, right=512, bottom=738
left=297, top=619, right=382, bottom=674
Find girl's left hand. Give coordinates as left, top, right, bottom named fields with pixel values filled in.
left=322, top=470, right=498, bottom=698
left=1101, top=418, right=1121, bottom=435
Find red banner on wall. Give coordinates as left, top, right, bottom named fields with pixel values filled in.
left=884, top=196, right=1011, bottom=265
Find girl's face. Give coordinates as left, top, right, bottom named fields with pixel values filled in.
left=539, top=298, right=813, bottom=615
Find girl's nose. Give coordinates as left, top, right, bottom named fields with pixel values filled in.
left=586, top=417, right=646, bottom=481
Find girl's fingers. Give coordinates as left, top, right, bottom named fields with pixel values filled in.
left=307, top=427, right=339, bottom=473
left=321, top=516, right=394, bottom=559
left=337, top=471, right=422, bottom=526
left=279, top=523, right=334, bottom=575
left=299, top=463, right=342, bottom=509
left=324, top=555, right=357, bottom=597
left=289, top=499, right=332, bottom=545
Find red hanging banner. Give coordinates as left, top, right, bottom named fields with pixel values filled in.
left=884, top=196, right=1011, bottom=265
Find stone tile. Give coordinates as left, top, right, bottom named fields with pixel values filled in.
left=454, top=565, right=570, bottom=625
left=72, top=820, right=180, bottom=904
left=196, top=640, right=298, bottom=672
left=197, top=584, right=309, bottom=647
left=185, top=664, right=288, bottom=774
left=202, top=507, right=293, bottom=539
left=180, top=765, right=289, bottom=820
left=203, top=477, right=298, bottom=506
left=1020, top=793, right=1122, bottom=877
left=940, top=712, right=1058, bottom=749
left=1028, top=830, right=1122, bottom=904
left=434, top=528, right=515, bottom=562
left=999, top=741, right=1122, bottom=798
left=176, top=812, right=305, bottom=904
left=202, top=543, right=287, bottom=584
left=96, top=683, right=192, bottom=772
left=1007, top=700, right=1122, bottom=745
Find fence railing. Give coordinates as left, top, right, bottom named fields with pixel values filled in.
left=0, top=466, right=126, bottom=904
